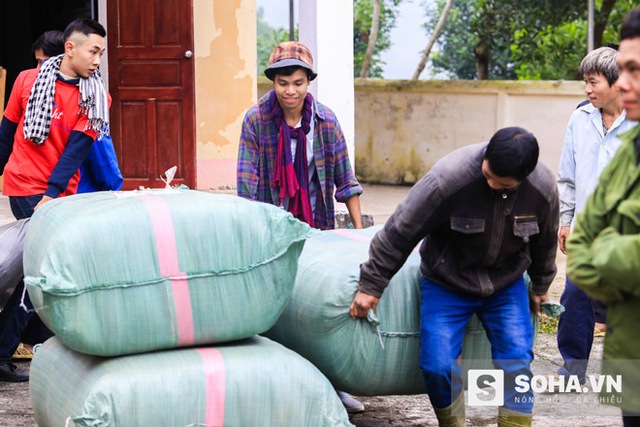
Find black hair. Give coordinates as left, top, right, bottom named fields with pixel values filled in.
left=63, top=17, right=106, bottom=41
left=621, top=7, right=640, bottom=41
left=484, top=127, right=539, bottom=182
left=32, top=30, right=65, bottom=56
left=267, top=65, right=314, bottom=82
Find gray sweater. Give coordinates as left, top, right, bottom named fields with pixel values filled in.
left=359, top=142, right=559, bottom=298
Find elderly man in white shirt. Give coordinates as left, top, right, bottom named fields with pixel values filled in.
left=555, top=45, right=636, bottom=390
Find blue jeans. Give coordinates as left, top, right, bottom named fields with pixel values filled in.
left=556, top=276, right=602, bottom=383
left=0, top=195, right=42, bottom=362
left=420, top=276, right=534, bottom=413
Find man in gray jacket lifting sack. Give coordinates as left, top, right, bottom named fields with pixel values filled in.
left=350, top=127, right=559, bottom=427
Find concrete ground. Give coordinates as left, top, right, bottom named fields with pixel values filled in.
left=0, top=185, right=622, bottom=426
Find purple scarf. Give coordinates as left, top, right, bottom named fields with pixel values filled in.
left=270, top=91, right=314, bottom=227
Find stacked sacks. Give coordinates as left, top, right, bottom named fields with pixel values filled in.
left=25, top=189, right=354, bottom=427
left=265, top=226, right=495, bottom=396
left=31, top=336, right=352, bottom=427
left=24, top=189, right=311, bottom=356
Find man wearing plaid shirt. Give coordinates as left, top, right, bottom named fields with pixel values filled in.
left=237, top=42, right=365, bottom=413
left=237, top=41, right=363, bottom=231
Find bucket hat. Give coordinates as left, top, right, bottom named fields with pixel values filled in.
left=264, top=41, right=317, bottom=81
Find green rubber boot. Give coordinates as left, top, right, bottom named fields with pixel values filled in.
left=497, top=407, right=532, bottom=427
left=433, top=393, right=465, bottom=427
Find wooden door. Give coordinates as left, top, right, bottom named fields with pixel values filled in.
left=107, top=0, right=195, bottom=189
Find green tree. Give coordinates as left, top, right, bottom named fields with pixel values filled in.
left=354, top=0, right=403, bottom=78
left=424, top=1, right=475, bottom=79
left=511, top=21, right=588, bottom=80
left=604, top=0, right=640, bottom=42
left=427, top=0, right=636, bottom=80
left=360, top=0, right=382, bottom=77
left=511, top=0, right=637, bottom=80
left=425, top=0, right=520, bottom=80
left=257, top=7, right=291, bottom=76
left=413, top=0, right=454, bottom=79
left=257, top=2, right=402, bottom=79
left=425, top=0, right=591, bottom=80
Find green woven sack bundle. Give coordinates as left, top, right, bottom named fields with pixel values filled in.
left=30, top=336, right=354, bottom=427
left=24, top=189, right=313, bottom=356
left=265, top=226, right=494, bottom=396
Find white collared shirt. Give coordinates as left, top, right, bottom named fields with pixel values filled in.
left=558, top=102, right=637, bottom=229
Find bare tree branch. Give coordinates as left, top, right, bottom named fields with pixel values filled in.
left=360, top=0, right=382, bottom=78
left=412, top=0, right=454, bottom=80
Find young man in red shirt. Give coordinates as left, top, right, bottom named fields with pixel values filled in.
left=0, top=17, right=109, bottom=382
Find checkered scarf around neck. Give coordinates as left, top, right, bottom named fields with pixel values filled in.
left=269, top=90, right=315, bottom=227
left=23, top=53, right=110, bottom=144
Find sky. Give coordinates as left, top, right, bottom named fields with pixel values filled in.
left=256, top=0, right=430, bottom=79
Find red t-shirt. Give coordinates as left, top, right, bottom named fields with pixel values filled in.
left=2, top=69, right=99, bottom=197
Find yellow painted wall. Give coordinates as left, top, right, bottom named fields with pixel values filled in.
left=193, top=0, right=256, bottom=190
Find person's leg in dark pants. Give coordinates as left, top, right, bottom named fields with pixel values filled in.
left=592, top=299, right=607, bottom=324
left=0, top=195, right=43, bottom=381
left=8, top=194, right=53, bottom=345
left=0, top=281, right=35, bottom=360
left=0, top=280, right=34, bottom=381
left=592, top=298, right=607, bottom=336
left=21, top=315, right=53, bottom=345
left=623, top=410, right=640, bottom=427
left=557, top=276, right=594, bottom=383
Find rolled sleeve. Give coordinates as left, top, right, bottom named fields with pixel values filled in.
left=335, top=180, right=363, bottom=202
left=237, top=109, right=260, bottom=201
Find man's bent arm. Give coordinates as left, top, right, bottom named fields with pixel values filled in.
left=45, top=131, right=94, bottom=198
left=0, top=117, right=18, bottom=174
left=345, top=195, right=363, bottom=229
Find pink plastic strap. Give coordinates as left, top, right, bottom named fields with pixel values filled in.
left=140, top=195, right=195, bottom=346
left=196, top=348, right=226, bottom=426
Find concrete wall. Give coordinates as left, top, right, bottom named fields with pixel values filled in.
left=260, top=78, right=586, bottom=184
